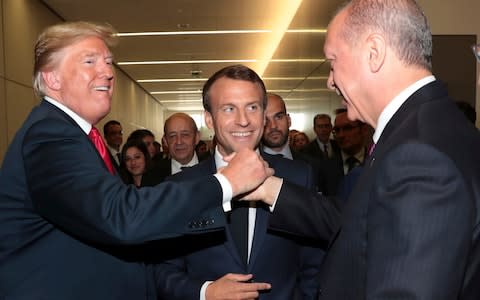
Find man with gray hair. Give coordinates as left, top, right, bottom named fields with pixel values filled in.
left=248, top=1, right=480, bottom=299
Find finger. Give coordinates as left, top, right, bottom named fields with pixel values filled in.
left=225, top=273, right=253, bottom=282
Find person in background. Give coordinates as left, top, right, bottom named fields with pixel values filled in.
left=332, top=108, right=369, bottom=175
left=291, top=131, right=310, bottom=152
left=195, top=140, right=210, bottom=159
left=103, top=119, right=123, bottom=171
left=0, top=21, right=274, bottom=300
left=303, top=114, right=340, bottom=160
left=261, top=92, right=338, bottom=195
left=142, top=113, right=205, bottom=186
left=247, top=1, right=480, bottom=299
left=120, top=139, right=152, bottom=187
left=153, top=140, right=162, bottom=157
left=127, top=128, right=157, bottom=159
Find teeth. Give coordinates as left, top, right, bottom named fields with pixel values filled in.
left=94, top=86, right=109, bottom=91
left=232, top=132, right=251, bottom=137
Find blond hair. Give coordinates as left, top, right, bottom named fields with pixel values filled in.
left=33, top=21, right=118, bottom=97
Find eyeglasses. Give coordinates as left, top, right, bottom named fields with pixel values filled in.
left=472, top=44, right=480, bottom=63
left=332, top=124, right=361, bottom=135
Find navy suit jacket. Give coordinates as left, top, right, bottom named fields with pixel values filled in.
left=269, top=81, right=480, bottom=299
left=154, top=152, right=325, bottom=299
left=0, top=100, right=227, bottom=300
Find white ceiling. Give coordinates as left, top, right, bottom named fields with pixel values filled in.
left=41, top=0, right=344, bottom=112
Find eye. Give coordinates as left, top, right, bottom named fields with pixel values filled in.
left=247, top=104, right=259, bottom=111
left=222, top=106, right=234, bottom=113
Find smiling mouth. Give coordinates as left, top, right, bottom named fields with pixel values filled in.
left=94, top=86, right=110, bottom=91
left=232, top=132, right=252, bottom=137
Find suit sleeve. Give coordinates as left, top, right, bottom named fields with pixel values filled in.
left=152, top=255, right=204, bottom=299
left=269, top=181, right=341, bottom=246
left=366, top=143, right=473, bottom=299
left=23, top=117, right=225, bottom=245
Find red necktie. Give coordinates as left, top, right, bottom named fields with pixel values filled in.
left=88, top=127, right=115, bottom=175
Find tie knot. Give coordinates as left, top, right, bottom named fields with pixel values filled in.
left=89, top=127, right=101, bottom=139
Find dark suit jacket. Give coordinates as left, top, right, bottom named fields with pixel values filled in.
left=154, top=152, right=325, bottom=299
left=0, top=100, right=227, bottom=300
left=269, top=81, right=480, bottom=299
left=303, top=139, right=340, bottom=161
left=292, top=148, right=343, bottom=196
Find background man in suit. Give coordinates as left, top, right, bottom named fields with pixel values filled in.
left=247, top=0, right=480, bottom=299
left=303, top=113, right=339, bottom=160
left=154, top=65, right=324, bottom=300
left=0, top=21, right=273, bottom=300
left=142, top=113, right=206, bottom=185
left=103, top=119, right=123, bottom=171
left=332, top=108, right=369, bottom=175
left=262, top=92, right=340, bottom=195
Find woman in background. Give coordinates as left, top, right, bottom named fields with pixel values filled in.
left=120, top=139, right=152, bottom=188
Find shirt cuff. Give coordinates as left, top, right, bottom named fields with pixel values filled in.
left=213, top=173, right=233, bottom=212
left=200, top=281, right=213, bottom=300
left=269, top=178, right=283, bottom=212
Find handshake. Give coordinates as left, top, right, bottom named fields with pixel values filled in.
left=218, top=148, right=283, bottom=206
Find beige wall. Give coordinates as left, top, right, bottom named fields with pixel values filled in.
left=0, top=0, right=165, bottom=163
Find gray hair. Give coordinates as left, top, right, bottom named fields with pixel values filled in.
left=338, top=0, right=432, bottom=71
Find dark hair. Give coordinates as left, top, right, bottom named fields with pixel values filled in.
left=103, top=120, right=121, bottom=135
left=127, top=129, right=155, bottom=142
left=202, top=64, right=267, bottom=112
left=313, top=113, right=332, bottom=125
left=119, top=139, right=152, bottom=185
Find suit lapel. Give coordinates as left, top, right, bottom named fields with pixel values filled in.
left=205, top=156, right=246, bottom=267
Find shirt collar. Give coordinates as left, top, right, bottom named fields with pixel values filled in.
left=171, top=153, right=199, bottom=174
left=373, top=76, right=435, bottom=143
left=44, top=96, right=92, bottom=134
left=262, top=144, right=293, bottom=160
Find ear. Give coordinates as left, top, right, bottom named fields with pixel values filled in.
left=42, top=71, right=62, bottom=91
left=194, top=131, right=200, bottom=145
left=287, top=113, right=292, bottom=128
left=366, top=33, right=386, bottom=73
left=204, top=110, right=214, bottom=130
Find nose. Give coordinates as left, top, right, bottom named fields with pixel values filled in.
left=266, top=117, right=276, bottom=129
left=99, top=60, right=114, bottom=80
left=236, top=110, right=249, bottom=127
left=327, top=72, right=335, bottom=90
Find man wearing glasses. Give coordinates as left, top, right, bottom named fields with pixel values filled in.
left=332, top=108, right=369, bottom=175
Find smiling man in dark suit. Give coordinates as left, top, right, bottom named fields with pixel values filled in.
left=0, top=22, right=273, bottom=300
left=246, top=0, right=480, bottom=299
left=154, top=65, right=326, bottom=300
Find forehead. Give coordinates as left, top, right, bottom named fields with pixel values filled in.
left=324, top=9, right=348, bottom=55
left=316, top=117, right=331, bottom=124
left=126, top=146, right=142, bottom=154
left=266, top=96, right=285, bottom=113
left=166, top=116, right=194, bottom=132
left=209, top=77, right=264, bottom=106
left=335, top=113, right=354, bottom=125
left=62, top=36, right=112, bottom=58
